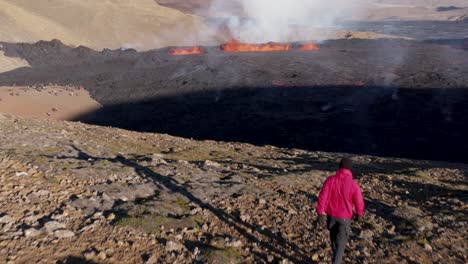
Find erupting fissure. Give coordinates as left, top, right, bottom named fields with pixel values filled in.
left=168, top=40, right=320, bottom=55
left=220, top=39, right=292, bottom=52
left=168, top=47, right=204, bottom=55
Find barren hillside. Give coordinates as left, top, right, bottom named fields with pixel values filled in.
left=0, top=0, right=214, bottom=51
left=361, top=0, right=468, bottom=21
left=157, top=0, right=468, bottom=21
left=0, top=113, right=466, bottom=263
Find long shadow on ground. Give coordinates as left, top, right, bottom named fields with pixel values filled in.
left=53, top=145, right=315, bottom=263
left=74, top=85, right=468, bottom=163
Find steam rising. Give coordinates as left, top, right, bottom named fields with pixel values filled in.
left=205, top=0, right=362, bottom=43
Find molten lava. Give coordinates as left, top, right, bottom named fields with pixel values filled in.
left=221, top=39, right=291, bottom=52
left=299, top=43, right=320, bottom=51
left=168, top=47, right=204, bottom=55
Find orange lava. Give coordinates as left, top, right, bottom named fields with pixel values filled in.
left=168, top=47, right=204, bottom=55
left=220, top=39, right=291, bottom=52
left=299, top=43, right=320, bottom=51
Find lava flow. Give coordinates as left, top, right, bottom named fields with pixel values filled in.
left=220, top=39, right=291, bottom=52
left=299, top=43, right=320, bottom=51
left=168, top=46, right=204, bottom=55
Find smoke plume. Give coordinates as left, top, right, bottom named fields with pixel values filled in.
left=204, top=0, right=363, bottom=43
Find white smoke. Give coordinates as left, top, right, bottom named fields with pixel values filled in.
left=204, top=0, right=363, bottom=43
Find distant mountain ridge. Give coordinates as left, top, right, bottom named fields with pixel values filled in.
left=0, top=0, right=213, bottom=51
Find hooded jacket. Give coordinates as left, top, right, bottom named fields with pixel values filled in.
left=316, top=168, right=365, bottom=220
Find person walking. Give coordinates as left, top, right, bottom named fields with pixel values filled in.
left=316, top=158, right=365, bottom=264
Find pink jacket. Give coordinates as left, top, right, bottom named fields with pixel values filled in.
left=316, top=168, right=365, bottom=219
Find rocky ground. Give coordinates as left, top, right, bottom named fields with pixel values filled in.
left=0, top=113, right=466, bottom=263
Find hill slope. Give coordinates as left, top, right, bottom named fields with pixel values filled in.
left=0, top=0, right=213, bottom=50
left=0, top=113, right=466, bottom=263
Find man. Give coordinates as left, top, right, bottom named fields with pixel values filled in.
left=316, top=158, right=365, bottom=264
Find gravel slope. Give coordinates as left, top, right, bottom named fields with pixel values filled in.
left=0, top=113, right=466, bottom=263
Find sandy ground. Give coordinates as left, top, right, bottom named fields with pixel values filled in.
left=0, top=86, right=101, bottom=120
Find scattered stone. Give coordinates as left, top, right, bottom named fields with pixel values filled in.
left=312, top=254, right=319, bottom=261
left=44, top=221, right=66, bottom=233
left=106, top=213, right=116, bottom=221
left=84, top=250, right=96, bottom=261
left=34, top=190, right=49, bottom=196
left=424, top=244, right=433, bottom=252
left=15, top=172, right=29, bottom=177
left=393, top=206, right=423, bottom=220
left=54, top=230, right=75, bottom=239
left=96, top=182, right=158, bottom=202
left=70, top=196, right=114, bottom=212
left=177, top=160, right=190, bottom=166
left=97, top=251, right=107, bottom=260
left=145, top=254, right=159, bottom=264
left=189, top=207, right=202, bottom=215
left=360, top=230, right=374, bottom=241
left=203, top=160, right=221, bottom=168
left=24, top=228, right=42, bottom=238
left=165, top=241, right=184, bottom=252
left=226, top=239, right=243, bottom=248
left=0, top=215, right=13, bottom=224
left=240, top=214, right=251, bottom=222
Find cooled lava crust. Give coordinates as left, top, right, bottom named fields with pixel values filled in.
left=1, top=37, right=467, bottom=162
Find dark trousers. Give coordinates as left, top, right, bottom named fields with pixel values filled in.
left=327, top=216, right=351, bottom=264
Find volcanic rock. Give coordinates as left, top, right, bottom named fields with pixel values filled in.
left=24, top=228, right=42, bottom=238
left=95, top=183, right=158, bottom=202
left=44, top=221, right=66, bottom=233
left=392, top=205, right=423, bottom=220
left=165, top=241, right=184, bottom=252
left=226, top=239, right=243, bottom=248
left=359, top=230, right=374, bottom=242
left=0, top=215, right=13, bottom=224
left=54, top=230, right=75, bottom=239
left=70, top=196, right=114, bottom=212
left=15, top=172, right=29, bottom=177
left=203, top=160, right=221, bottom=169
